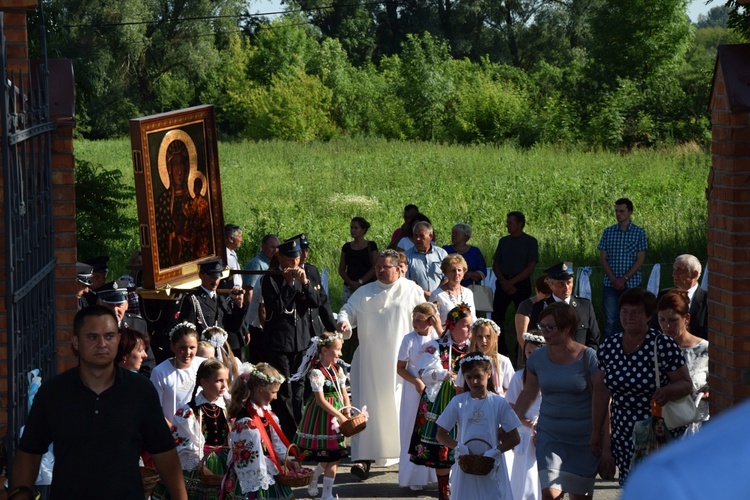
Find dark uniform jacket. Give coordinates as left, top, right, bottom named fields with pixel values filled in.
left=304, top=262, right=337, bottom=336
left=261, top=269, right=324, bottom=352
left=177, top=286, right=245, bottom=350
left=530, top=296, right=600, bottom=350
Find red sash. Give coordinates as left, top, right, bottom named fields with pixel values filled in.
left=244, top=401, right=300, bottom=470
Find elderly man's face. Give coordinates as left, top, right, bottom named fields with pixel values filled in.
left=375, top=257, right=400, bottom=284
left=227, top=230, right=243, bottom=251
left=262, top=237, right=280, bottom=259
left=278, top=254, right=300, bottom=269
left=549, top=278, right=573, bottom=300
left=413, top=228, right=431, bottom=252
left=672, top=262, right=696, bottom=290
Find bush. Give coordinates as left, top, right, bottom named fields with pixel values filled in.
left=75, top=159, right=138, bottom=262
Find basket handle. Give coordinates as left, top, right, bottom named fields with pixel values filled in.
left=197, top=445, right=229, bottom=470
left=283, top=443, right=299, bottom=473
left=463, top=438, right=492, bottom=455
left=338, top=405, right=364, bottom=417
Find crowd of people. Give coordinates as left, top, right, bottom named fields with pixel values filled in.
left=12, top=198, right=713, bottom=500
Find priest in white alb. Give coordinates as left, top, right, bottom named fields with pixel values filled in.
left=337, top=249, right=425, bottom=480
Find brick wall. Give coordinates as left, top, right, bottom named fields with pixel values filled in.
left=708, top=47, right=750, bottom=413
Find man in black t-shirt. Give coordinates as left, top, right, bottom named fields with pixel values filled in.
left=10, top=306, right=186, bottom=500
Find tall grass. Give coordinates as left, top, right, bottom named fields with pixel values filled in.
left=75, top=138, right=709, bottom=325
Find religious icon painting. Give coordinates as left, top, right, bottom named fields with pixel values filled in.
left=129, top=105, right=226, bottom=289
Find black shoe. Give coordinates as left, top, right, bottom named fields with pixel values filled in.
left=351, top=462, right=370, bottom=480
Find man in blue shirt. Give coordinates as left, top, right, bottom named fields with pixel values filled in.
left=598, top=198, right=648, bottom=338
left=405, top=221, right=448, bottom=300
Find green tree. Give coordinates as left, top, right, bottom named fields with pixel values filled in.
left=588, top=0, right=692, bottom=88
left=398, top=33, right=454, bottom=140
left=75, top=159, right=137, bottom=259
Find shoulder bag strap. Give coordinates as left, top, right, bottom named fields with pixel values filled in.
left=653, top=334, right=661, bottom=389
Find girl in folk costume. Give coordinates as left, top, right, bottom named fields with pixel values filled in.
left=506, top=331, right=546, bottom=500
left=202, top=326, right=241, bottom=381
left=222, top=362, right=300, bottom=499
left=456, top=319, right=515, bottom=396
left=396, top=303, right=442, bottom=491
left=436, top=353, right=521, bottom=499
left=409, top=303, right=472, bottom=500
left=171, top=360, right=231, bottom=472
left=151, top=322, right=207, bottom=422
left=290, top=332, right=351, bottom=500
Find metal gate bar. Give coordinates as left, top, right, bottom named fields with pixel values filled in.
left=1, top=2, right=57, bottom=476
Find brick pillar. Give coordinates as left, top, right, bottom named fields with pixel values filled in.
left=707, top=45, right=750, bottom=414
left=52, top=118, right=79, bottom=373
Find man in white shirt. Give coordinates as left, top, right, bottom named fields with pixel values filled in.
left=224, top=224, right=244, bottom=289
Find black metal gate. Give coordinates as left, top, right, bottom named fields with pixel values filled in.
left=1, top=3, right=57, bottom=474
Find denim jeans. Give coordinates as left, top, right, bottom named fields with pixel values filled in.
left=602, top=286, right=625, bottom=338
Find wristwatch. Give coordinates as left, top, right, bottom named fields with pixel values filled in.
left=357, top=279, right=364, bottom=285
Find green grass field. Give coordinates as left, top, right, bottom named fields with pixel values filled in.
left=75, top=137, right=709, bottom=348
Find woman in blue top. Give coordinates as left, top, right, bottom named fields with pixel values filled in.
left=443, top=223, right=487, bottom=287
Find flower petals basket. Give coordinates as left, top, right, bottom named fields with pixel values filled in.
left=457, top=438, right=495, bottom=476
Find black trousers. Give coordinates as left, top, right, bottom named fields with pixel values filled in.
left=266, top=349, right=306, bottom=441
left=491, top=277, right=532, bottom=356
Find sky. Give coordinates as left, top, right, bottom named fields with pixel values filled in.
left=248, top=0, right=718, bottom=23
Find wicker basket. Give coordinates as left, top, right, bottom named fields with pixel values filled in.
left=140, top=466, right=160, bottom=499
left=339, top=406, right=367, bottom=438
left=276, top=444, right=314, bottom=488
left=197, top=451, right=225, bottom=488
left=457, top=438, right=495, bottom=476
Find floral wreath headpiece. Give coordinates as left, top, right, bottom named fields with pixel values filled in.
left=318, top=332, right=343, bottom=344
left=445, top=302, right=472, bottom=331
left=202, top=326, right=229, bottom=350
left=523, top=332, right=546, bottom=345
left=168, top=321, right=197, bottom=338
left=470, top=318, right=501, bottom=336
left=239, top=362, right=286, bottom=385
left=289, top=333, right=345, bottom=382
left=458, top=353, right=492, bottom=367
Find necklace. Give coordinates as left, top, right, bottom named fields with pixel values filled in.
left=469, top=395, right=488, bottom=424
left=202, top=403, right=221, bottom=419
left=623, top=334, right=646, bottom=353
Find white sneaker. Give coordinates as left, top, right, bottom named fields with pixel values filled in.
left=410, top=485, right=423, bottom=491
left=307, top=480, right=320, bottom=497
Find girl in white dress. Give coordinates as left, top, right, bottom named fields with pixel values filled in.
left=456, top=319, right=514, bottom=396
left=436, top=352, right=521, bottom=499
left=396, top=303, right=442, bottom=490
left=150, top=322, right=207, bottom=423
left=506, top=331, right=546, bottom=500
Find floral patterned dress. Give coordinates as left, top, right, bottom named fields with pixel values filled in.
left=293, top=361, right=349, bottom=462
left=153, top=394, right=230, bottom=500
left=221, top=402, right=293, bottom=500
left=409, top=334, right=469, bottom=468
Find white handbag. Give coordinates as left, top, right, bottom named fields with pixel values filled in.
left=654, top=337, right=700, bottom=430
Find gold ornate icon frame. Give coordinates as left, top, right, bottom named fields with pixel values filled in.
left=129, top=105, right=225, bottom=290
